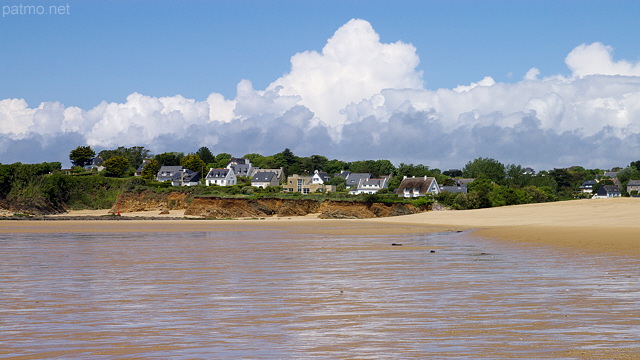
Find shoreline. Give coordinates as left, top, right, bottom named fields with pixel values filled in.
left=1, top=198, right=639, bottom=256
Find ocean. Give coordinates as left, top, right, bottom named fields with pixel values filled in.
left=1, top=228, right=639, bottom=358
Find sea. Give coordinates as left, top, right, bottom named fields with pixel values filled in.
left=1, top=228, right=639, bottom=359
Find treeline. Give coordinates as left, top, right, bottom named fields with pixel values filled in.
left=63, top=144, right=640, bottom=205
left=4, top=145, right=640, bottom=214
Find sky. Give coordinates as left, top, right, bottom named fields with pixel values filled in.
left=2, top=0, right=640, bottom=171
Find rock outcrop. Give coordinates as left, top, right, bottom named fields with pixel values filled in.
left=110, top=192, right=428, bottom=219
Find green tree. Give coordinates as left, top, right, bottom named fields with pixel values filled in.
left=324, top=159, right=349, bottom=176
left=181, top=154, right=207, bottom=178
left=462, top=157, right=505, bottom=183
left=140, top=159, right=160, bottom=180
left=69, top=146, right=96, bottom=167
left=196, top=147, right=216, bottom=165
left=273, top=148, right=301, bottom=175
left=466, top=175, right=495, bottom=208
left=214, top=153, right=232, bottom=168
left=300, top=155, right=328, bottom=173
left=98, top=146, right=150, bottom=169
left=155, top=152, right=184, bottom=166
left=103, top=156, right=130, bottom=177
left=243, top=153, right=267, bottom=168
left=395, top=163, right=431, bottom=178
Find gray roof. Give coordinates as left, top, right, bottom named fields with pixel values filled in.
left=207, top=168, right=231, bottom=178
left=172, top=169, right=200, bottom=183
left=597, top=185, right=620, bottom=195
left=157, top=166, right=184, bottom=180
left=345, top=173, right=371, bottom=187
left=440, top=185, right=468, bottom=194
left=252, top=171, right=276, bottom=182
left=360, top=178, right=387, bottom=188
left=627, top=180, right=640, bottom=186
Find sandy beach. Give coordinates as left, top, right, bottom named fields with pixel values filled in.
left=2, top=197, right=639, bottom=256
left=3, top=198, right=640, bottom=359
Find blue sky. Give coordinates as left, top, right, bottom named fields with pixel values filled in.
left=4, top=0, right=638, bottom=108
left=2, top=0, right=640, bottom=170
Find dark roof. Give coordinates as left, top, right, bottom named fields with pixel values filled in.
left=596, top=185, right=620, bottom=195
left=440, top=185, right=467, bottom=194
left=627, top=180, right=640, bottom=186
left=251, top=171, right=276, bottom=182
left=314, top=171, right=330, bottom=181
left=207, top=168, right=231, bottom=178
left=171, top=169, right=200, bottom=183
left=345, top=173, right=371, bottom=187
left=228, top=158, right=247, bottom=165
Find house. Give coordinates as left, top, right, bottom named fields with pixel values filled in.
left=344, top=172, right=372, bottom=188
left=226, top=158, right=253, bottom=177
left=251, top=171, right=280, bottom=188
left=206, top=168, right=237, bottom=186
left=396, top=176, right=440, bottom=198
left=440, top=178, right=473, bottom=194
left=579, top=180, right=597, bottom=194
left=170, top=169, right=200, bottom=186
left=627, top=180, right=640, bottom=195
left=157, top=166, right=184, bottom=182
left=311, top=170, right=331, bottom=184
left=135, top=159, right=151, bottom=176
left=284, top=174, right=335, bottom=194
left=602, top=171, right=619, bottom=179
left=592, top=185, right=621, bottom=199
left=349, top=177, right=389, bottom=195
left=84, top=157, right=104, bottom=172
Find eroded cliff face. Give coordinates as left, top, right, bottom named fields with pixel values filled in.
left=110, top=190, right=191, bottom=213
left=184, top=197, right=425, bottom=219
left=184, top=197, right=322, bottom=218
left=112, top=192, right=427, bottom=219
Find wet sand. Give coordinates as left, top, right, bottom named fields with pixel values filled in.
left=2, top=199, right=640, bottom=359
left=3, top=197, right=640, bottom=256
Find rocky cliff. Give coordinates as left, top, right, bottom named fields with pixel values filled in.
left=111, top=191, right=427, bottom=219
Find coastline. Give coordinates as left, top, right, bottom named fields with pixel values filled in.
left=2, top=197, right=639, bottom=256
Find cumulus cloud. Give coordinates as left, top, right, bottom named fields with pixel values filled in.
left=1, top=19, right=640, bottom=171
left=566, top=42, right=640, bottom=77
left=269, top=18, right=423, bottom=127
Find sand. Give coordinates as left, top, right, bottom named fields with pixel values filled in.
left=2, top=198, right=640, bottom=359
left=2, top=197, right=639, bottom=256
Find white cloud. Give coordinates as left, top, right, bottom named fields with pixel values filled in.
left=2, top=22, right=640, bottom=171
left=566, top=42, right=640, bottom=77
left=269, top=18, right=423, bottom=127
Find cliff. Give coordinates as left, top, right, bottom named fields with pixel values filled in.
left=110, top=191, right=427, bottom=219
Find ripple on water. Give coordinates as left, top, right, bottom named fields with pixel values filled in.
left=1, top=230, right=639, bottom=359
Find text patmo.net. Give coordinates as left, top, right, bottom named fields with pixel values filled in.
left=3, top=4, right=71, bottom=17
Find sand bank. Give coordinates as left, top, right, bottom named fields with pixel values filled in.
left=374, top=197, right=640, bottom=256
left=2, top=198, right=639, bottom=256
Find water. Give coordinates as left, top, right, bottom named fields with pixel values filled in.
left=1, top=229, right=639, bottom=359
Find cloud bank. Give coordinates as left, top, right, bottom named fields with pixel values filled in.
left=2, top=19, right=640, bottom=171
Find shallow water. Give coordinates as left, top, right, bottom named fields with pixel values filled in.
left=1, top=229, right=639, bottom=359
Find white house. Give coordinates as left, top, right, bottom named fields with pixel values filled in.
left=396, top=176, right=440, bottom=197
left=157, top=165, right=183, bottom=182
left=206, top=168, right=237, bottom=186
left=349, top=177, right=389, bottom=195
left=171, top=169, right=200, bottom=186
left=226, top=158, right=253, bottom=177
left=311, top=170, right=331, bottom=184
left=251, top=171, right=280, bottom=188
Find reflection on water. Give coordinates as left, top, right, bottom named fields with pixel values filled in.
left=1, top=229, right=639, bottom=358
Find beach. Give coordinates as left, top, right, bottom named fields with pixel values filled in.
left=3, top=197, right=639, bottom=256
left=2, top=198, right=640, bottom=359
